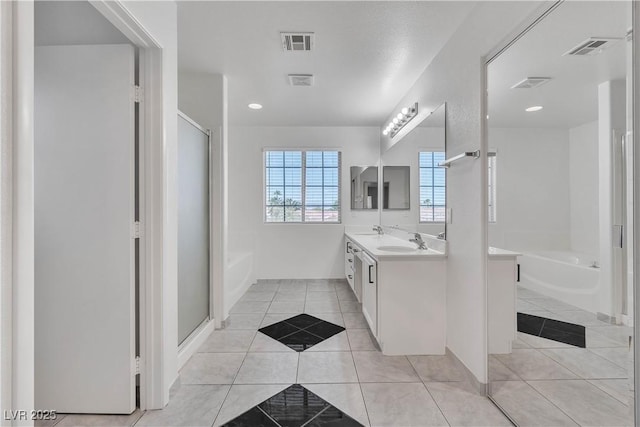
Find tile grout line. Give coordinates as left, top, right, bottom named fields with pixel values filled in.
left=585, top=378, right=633, bottom=406
left=298, top=405, right=332, bottom=427
left=349, top=339, right=373, bottom=427
left=522, top=379, right=588, bottom=426
left=256, top=406, right=283, bottom=427
left=212, top=332, right=257, bottom=426
left=216, top=280, right=284, bottom=426
left=406, top=356, right=452, bottom=427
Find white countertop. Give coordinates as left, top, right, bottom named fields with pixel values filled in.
left=345, top=232, right=447, bottom=260
left=488, top=247, right=521, bottom=259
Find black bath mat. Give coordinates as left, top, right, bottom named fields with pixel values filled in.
left=517, top=312, right=586, bottom=348
left=259, top=313, right=345, bottom=352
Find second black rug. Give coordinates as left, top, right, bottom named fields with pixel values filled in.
left=517, top=312, right=586, bottom=348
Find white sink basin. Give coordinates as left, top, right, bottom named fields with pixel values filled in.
left=377, top=245, right=416, bottom=253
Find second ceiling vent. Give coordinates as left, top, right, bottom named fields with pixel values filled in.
left=511, top=77, right=552, bottom=89
left=281, top=32, right=314, bottom=52
left=563, top=37, right=622, bottom=56
left=288, top=74, right=314, bottom=87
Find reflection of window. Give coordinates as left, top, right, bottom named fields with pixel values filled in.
left=265, top=150, right=341, bottom=223
left=419, top=151, right=446, bottom=222
left=488, top=154, right=497, bottom=223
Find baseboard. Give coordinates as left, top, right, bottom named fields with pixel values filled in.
left=445, top=347, right=487, bottom=396
left=177, top=318, right=215, bottom=370
left=225, top=275, right=255, bottom=319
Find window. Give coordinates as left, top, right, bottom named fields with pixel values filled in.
left=488, top=153, right=497, bottom=223
left=419, top=151, right=446, bottom=222
left=265, top=150, right=341, bottom=223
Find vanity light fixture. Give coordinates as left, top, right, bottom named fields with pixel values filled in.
left=382, top=102, right=418, bottom=137
left=248, top=103, right=263, bottom=110
left=525, top=105, right=543, bottom=112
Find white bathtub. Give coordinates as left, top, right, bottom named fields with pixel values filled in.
left=518, top=250, right=602, bottom=314
left=225, top=251, right=255, bottom=317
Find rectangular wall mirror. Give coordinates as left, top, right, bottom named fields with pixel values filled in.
left=380, top=102, right=446, bottom=237
left=382, top=166, right=409, bottom=210
left=350, top=166, right=379, bottom=210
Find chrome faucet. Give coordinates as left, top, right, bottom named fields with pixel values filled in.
left=437, top=231, right=446, bottom=240
left=372, top=225, right=384, bottom=235
left=410, top=233, right=428, bottom=250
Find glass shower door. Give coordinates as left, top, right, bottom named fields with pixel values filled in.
left=178, top=112, right=211, bottom=345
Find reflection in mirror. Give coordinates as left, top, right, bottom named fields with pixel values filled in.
left=382, top=166, right=409, bottom=210
left=486, top=2, right=634, bottom=424
left=380, top=103, right=446, bottom=237
left=350, top=166, right=378, bottom=210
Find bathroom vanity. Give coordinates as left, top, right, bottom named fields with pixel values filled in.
left=488, top=247, right=520, bottom=354
left=344, top=231, right=447, bottom=355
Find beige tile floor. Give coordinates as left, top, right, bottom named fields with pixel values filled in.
left=135, top=279, right=510, bottom=427
left=489, top=285, right=635, bottom=426
left=41, top=280, right=636, bottom=426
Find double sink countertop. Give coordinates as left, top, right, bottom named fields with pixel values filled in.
left=345, top=231, right=447, bottom=260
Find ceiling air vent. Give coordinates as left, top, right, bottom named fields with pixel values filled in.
left=288, top=74, right=314, bottom=87
left=281, top=32, right=314, bottom=52
left=510, top=77, right=552, bottom=89
left=563, top=37, right=622, bottom=56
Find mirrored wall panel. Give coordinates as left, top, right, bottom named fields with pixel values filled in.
left=380, top=103, right=446, bottom=236
left=351, top=166, right=379, bottom=210
left=486, top=3, right=634, bottom=425
left=382, top=166, right=410, bottom=210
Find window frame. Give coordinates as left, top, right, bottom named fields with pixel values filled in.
left=418, top=150, right=446, bottom=224
left=263, top=148, right=342, bottom=224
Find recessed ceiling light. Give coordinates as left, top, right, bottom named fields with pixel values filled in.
left=248, top=103, right=263, bottom=110
left=525, top=105, right=543, bottom=112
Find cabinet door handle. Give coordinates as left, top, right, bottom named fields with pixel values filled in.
left=348, top=275, right=353, bottom=279
left=346, top=242, right=352, bottom=253
left=348, top=259, right=353, bottom=263
left=368, top=265, right=374, bottom=284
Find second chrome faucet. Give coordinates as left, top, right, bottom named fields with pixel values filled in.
left=410, top=232, right=428, bottom=250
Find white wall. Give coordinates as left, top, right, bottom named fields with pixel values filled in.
left=381, top=1, right=544, bottom=385
left=35, top=1, right=130, bottom=46
left=488, top=127, right=571, bottom=251
left=228, top=126, right=380, bottom=279
left=569, top=121, right=599, bottom=256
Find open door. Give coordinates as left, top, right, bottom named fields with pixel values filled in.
left=35, top=44, right=136, bottom=413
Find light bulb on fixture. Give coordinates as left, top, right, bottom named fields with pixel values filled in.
left=382, top=102, right=419, bottom=138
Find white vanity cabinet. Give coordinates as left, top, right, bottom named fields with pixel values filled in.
left=361, top=252, right=378, bottom=336
left=344, top=232, right=447, bottom=355
left=344, top=237, right=362, bottom=302
left=488, top=248, right=520, bottom=354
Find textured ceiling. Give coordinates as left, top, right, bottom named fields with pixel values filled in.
left=178, top=1, right=476, bottom=126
